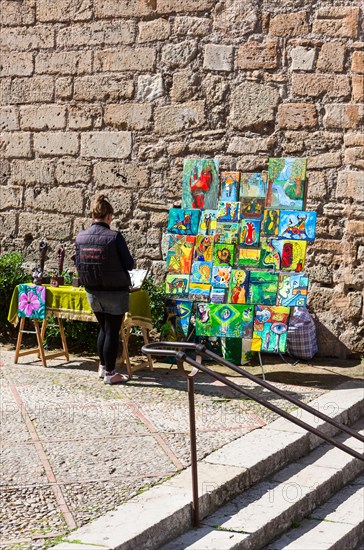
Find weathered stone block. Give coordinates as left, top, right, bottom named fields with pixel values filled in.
left=80, top=132, right=132, bottom=159
left=12, top=160, right=54, bottom=185
left=312, top=7, right=359, bottom=38
left=55, top=159, right=92, bottom=184
left=344, top=147, right=364, bottom=169
left=292, top=74, right=350, bottom=98
left=4, top=76, right=54, bottom=104
left=20, top=105, right=67, bottom=130
left=213, top=0, right=258, bottom=36
left=0, top=132, right=31, bottom=158
left=345, top=220, right=364, bottom=237
left=230, top=81, right=280, bottom=130
left=24, top=187, right=84, bottom=214
left=36, top=51, right=92, bottom=75
left=277, top=103, right=317, bottom=130
left=154, top=101, right=205, bottom=135
left=137, top=74, right=164, bottom=101
left=352, top=51, right=364, bottom=74
left=203, top=44, right=234, bottom=72
left=0, top=0, right=35, bottom=26
left=0, top=52, right=33, bottom=77
left=173, top=16, right=211, bottom=36
left=138, top=18, right=170, bottom=42
left=306, top=171, right=327, bottom=200
left=307, top=152, right=341, bottom=169
left=227, top=135, right=276, bottom=154
left=0, top=25, right=54, bottom=50
left=352, top=76, right=364, bottom=102
left=0, top=213, right=16, bottom=239
left=0, top=185, right=23, bottom=209
left=162, top=40, right=198, bottom=68
left=34, top=132, right=79, bottom=156
left=290, top=46, right=316, bottom=71
left=336, top=171, right=364, bottom=200
left=269, top=11, right=309, bottom=36
left=18, top=212, right=72, bottom=239
left=74, top=76, right=134, bottom=101
left=150, top=210, right=169, bottom=227
left=0, top=160, right=10, bottom=184
left=0, top=107, right=19, bottom=131
left=323, top=104, right=364, bottom=129
left=94, top=0, right=154, bottom=18
left=317, top=43, right=345, bottom=73
left=93, top=161, right=149, bottom=189
left=344, top=133, right=364, bottom=147
left=157, top=0, right=215, bottom=13
left=104, top=104, right=152, bottom=130
left=237, top=39, right=278, bottom=70
left=94, top=47, right=156, bottom=72
left=37, top=0, right=93, bottom=22
left=57, top=20, right=135, bottom=47
left=283, top=131, right=343, bottom=154
left=55, top=77, right=73, bottom=100
left=68, top=104, right=102, bottom=130
left=171, top=70, right=199, bottom=102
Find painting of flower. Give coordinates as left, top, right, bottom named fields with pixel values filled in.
left=18, top=284, right=46, bottom=319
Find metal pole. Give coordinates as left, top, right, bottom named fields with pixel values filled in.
left=187, top=374, right=200, bottom=527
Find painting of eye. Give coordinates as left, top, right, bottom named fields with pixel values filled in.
left=271, top=322, right=287, bottom=335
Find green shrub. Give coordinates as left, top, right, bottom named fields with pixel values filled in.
left=0, top=252, right=31, bottom=336
left=141, top=276, right=166, bottom=332
left=43, top=317, right=99, bottom=354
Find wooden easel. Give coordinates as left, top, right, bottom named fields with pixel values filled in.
left=120, top=316, right=154, bottom=378
left=14, top=316, right=69, bottom=368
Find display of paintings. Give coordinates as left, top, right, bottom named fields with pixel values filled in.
left=164, top=299, right=193, bottom=338
left=266, top=158, right=307, bottom=211
left=212, top=266, right=232, bottom=288
left=271, top=239, right=307, bottom=272
left=198, top=209, right=218, bottom=236
left=239, top=219, right=261, bottom=247
left=165, top=274, right=190, bottom=296
left=166, top=235, right=195, bottom=274
left=278, top=211, right=317, bottom=242
left=191, top=261, right=213, bottom=284
left=196, top=303, right=254, bottom=338
left=259, top=238, right=281, bottom=270
left=248, top=271, right=279, bottom=305
left=213, top=244, right=235, bottom=266
left=261, top=209, right=280, bottom=236
left=188, top=283, right=211, bottom=302
left=167, top=208, right=200, bottom=235
left=215, top=222, right=239, bottom=244
left=182, top=159, right=220, bottom=210
left=276, top=274, right=309, bottom=307
left=194, top=235, right=214, bottom=262
left=228, top=269, right=250, bottom=304
left=210, top=288, right=227, bottom=303
left=220, top=171, right=240, bottom=202
left=240, top=173, right=266, bottom=198
left=237, top=248, right=261, bottom=267
left=252, top=305, right=290, bottom=353
left=240, top=197, right=265, bottom=219
left=217, top=201, right=240, bottom=223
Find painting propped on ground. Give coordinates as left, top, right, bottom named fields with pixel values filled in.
left=196, top=303, right=254, bottom=338
left=167, top=208, right=200, bottom=235
left=182, top=159, right=220, bottom=210
left=266, top=158, right=307, bottom=211
left=278, top=211, right=317, bottom=242
left=276, top=273, right=309, bottom=306
left=213, top=243, right=235, bottom=266
left=240, top=219, right=261, bottom=247
left=220, top=171, right=240, bottom=202
left=215, top=222, right=239, bottom=244
left=194, top=235, right=214, bottom=262
left=191, top=261, right=213, bottom=284
left=240, top=173, right=266, bottom=198
left=248, top=271, right=279, bottom=305
left=166, top=235, right=195, bottom=274
left=252, top=305, right=290, bottom=353
left=164, top=299, right=193, bottom=338
left=165, top=274, right=190, bottom=297
left=198, top=209, right=218, bottom=236
left=228, top=269, right=250, bottom=304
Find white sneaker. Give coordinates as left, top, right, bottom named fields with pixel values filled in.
left=104, top=373, right=128, bottom=385
left=98, top=365, right=106, bottom=379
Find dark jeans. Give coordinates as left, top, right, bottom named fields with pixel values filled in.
left=94, top=312, right=124, bottom=373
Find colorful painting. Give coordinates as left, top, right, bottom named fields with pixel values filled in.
left=248, top=271, right=279, bottom=305
left=188, top=283, right=211, bottom=302
left=217, top=201, right=240, bottom=223
left=164, top=299, right=193, bottom=338
left=240, top=197, right=265, bottom=219
left=212, top=265, right=232, bottom=288
left=18, top=284, right=46, bottom=320
left=228, top=269, right=250, bottom=304
left=276, top=274, right=309, bottom=307
left=259, top=238, right=281, bottom=270
left=194, top=235, right=214, bottom=262
left=237, top=248, right=261, bottom=268
left=191, top=261, right=213, bottom=284
left=266, top=158, right=307, bottom=211
left=213, top=243, right=235, bottom=266
left=165, top=274, right=190, bottom=296
left=272, top=239, right=307, bottom=272
left=210, top=288, right=227, bottom=303
left=215, top=222, right=239, bottom=244
left=195, top=303, right=254, bottom=338
left=165, top=235, right=195, bottom=274
left=182, top=158, right=220, bottom=210
left=252, top=305, right=290, bottom=353
left=220, top=171, right=240, bottom=201
left=240, top=173, right=266, bottom=198
left=278, top=211, right=317, bottom=242
left=262, top=209, right=280, bottom=236
left=198, top=209, right=218, bottom=236
left=167, top=208, right=200, bottom=235
left=239, top=219, right=261, bottom=247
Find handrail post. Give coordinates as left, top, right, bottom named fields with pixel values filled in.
left=187, top=373, right=200, bottom=527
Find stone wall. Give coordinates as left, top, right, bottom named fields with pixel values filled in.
left=0, top=0, right=363, bottom=357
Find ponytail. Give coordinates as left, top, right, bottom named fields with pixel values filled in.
left=92, top=195, right=114, bottom=219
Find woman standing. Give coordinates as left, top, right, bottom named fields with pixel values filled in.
left=75, top=195, right=134, bottom=384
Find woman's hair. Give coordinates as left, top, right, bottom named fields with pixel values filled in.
left=92, top=194, right=114, bottom=219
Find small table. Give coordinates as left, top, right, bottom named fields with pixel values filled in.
left=8, top=285, right=153, bottom=377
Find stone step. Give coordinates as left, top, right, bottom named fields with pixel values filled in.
left=52, top=380, right=363, bottom=550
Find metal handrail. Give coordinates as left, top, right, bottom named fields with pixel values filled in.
left=142, top=341, right=364, bottom=526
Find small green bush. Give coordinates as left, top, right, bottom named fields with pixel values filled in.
left=0, top=252, right=31, bottom=336
left=141, top=276, right=166, bottom=332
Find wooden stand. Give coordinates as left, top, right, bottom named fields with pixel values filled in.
left=14, top=317, right=69, bottom=368
left=120, top=316, right=154, bottom=379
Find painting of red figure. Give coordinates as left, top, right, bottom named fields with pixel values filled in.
left=182, top=159, right=220, bottom=210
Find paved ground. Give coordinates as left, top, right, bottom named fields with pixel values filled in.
left=0, top=343, right=362, bottom=550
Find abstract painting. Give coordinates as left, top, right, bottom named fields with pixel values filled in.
left=211, top=265, right=232, bottom=288
left=261, top=209, right=280, bottom=236
left=191, top=261, right=213, bottom=284
left=278, top=211, right=317, bottom=242
left=228, top=269, right=250, bottom=304
left=167, top=208, right=200, bottom=235
left=195, top=303, right=254, bottom=338
left=237, top=248, right=261, bottom=268
left=248, top=271, right=279, bottom=305
left=213, top=243, right=235, bottom=266
left=259, top=238, right=281, bottom=270
left=215, top=222, right=239, bottom=244
left=210, top=287, right=227, bottom=303
left=198, top=209, right=218, bottom=236
left=239, top=219, right=261, bottom=247
left=240, top=197, right=265, bottom=219
left=182, top=158, right=220, bottom=210
left=266, top=158, right=307, bottom=211
left=220, top=171, right=240, bottom=201
left=164, top=299, right=193, bottom=338
left=252, top=305, right=290, bottom=353
left=271, top=239, right=307, bottom=272
left=276, top=273, right=309, bottom=307
left=240, top=173, right=266, bottom=198
left=165, top=274, right=190, bottom=297
left=165, top=235, right=195, bottom=274
left=188, top=283, right=211, bottom=302
left=194, top=235, right=214, bottom=262
left=217, top=201, right=240, bottom=223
